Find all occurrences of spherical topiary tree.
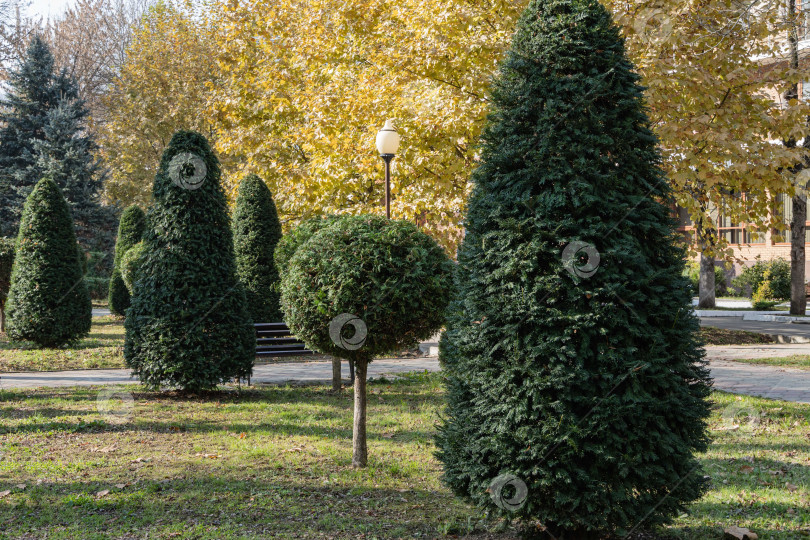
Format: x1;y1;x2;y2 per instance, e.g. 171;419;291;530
281;215;454;467
274;215;337;276
108;205;146;316
6;178;92;346
435;0;712;537
0;237;15;333
233;174;283;322
125;130;254;391
120;241;145;293
275;214;343;388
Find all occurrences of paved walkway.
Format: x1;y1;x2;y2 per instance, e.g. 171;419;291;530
701;316;810;342
1;352;808;403
0;358;441;390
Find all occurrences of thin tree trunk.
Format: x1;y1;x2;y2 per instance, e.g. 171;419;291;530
331;357;341;391
0;302;5;333
348;358;355;384
352;359;368;468
698;251;716;308
786;0;808;315
790;194;807;313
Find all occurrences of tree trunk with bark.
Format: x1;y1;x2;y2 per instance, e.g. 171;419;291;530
786;0;807;315
352;359;369;468
791;194;807;315
698;251;716;308
331;357;342;391
0;303;5;333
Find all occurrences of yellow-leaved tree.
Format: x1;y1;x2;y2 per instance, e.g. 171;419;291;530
610;0;809;307
98;1;220;207
102;0;810;282
213;0;524;250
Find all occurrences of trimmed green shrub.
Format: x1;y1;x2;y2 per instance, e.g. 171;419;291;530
108;205;146;315
733;258;790;300
233;174;283;322
6;178;91;346
280;215;453;466
120;242;145;293
274;215;338;276
0;237;14;332
683;260;728;297
435;1;712;537
124;130;254;391
752;280;780;310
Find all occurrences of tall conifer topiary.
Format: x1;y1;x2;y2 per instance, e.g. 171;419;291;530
6;178;91;346
108;205;146;316
124;131;254;391
436;1;712;537
233;174;283;322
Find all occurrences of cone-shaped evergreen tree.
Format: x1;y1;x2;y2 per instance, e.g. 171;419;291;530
6;178;91;347
124;131;254;391
233;174;283;322
108;205;146;316
435;1;712;537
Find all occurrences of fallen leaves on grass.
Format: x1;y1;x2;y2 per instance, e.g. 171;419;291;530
195;453;219;459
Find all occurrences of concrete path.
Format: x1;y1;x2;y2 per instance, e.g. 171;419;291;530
701;316;810;343
1;353;808;403
708;360;810;403
92;308;111;317
0;358;441;390
706;343;810;360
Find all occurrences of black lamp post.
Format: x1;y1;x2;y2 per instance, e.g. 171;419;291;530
375;120;400;219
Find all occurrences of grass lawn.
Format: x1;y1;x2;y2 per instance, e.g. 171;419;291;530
0;316;126;372
723;356;810;371
0;374;807;539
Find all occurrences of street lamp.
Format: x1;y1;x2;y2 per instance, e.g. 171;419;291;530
376;119;400;219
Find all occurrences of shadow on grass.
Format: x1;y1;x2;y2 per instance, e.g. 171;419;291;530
0;474;500;538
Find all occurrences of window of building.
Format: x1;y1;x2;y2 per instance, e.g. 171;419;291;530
774;193;810;243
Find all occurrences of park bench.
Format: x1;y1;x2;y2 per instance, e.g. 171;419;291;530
255;322;315;358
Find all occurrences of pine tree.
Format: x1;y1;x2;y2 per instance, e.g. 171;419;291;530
0;36;75;236
35;96;109;241
108;205;147;316
435;1;712;537
5;178;91;347
233;174;283;322
124;131;255;391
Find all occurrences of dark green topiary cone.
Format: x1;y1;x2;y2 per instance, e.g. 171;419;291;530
435;1;712;537
124;130;254;391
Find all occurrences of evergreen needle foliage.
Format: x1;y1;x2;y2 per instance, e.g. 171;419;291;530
0;237;15;332
274;215;338;276
6;178;91;347
435;1;712;537
108;205;146;316
233;174;283;322
124;131;254;391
